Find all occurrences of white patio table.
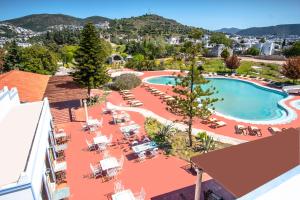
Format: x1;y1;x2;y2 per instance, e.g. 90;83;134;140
93;135;108;145
112;189;135;200
87;119;101;127
132;141;158;154
54;132;66;139
100;157;120;171
120;124;140;133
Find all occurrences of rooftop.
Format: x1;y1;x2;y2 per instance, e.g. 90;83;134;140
191;128;300;198
44;75;87;103
0;70;49;102
0;101;44;187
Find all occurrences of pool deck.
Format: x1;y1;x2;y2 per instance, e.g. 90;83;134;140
107;70;300;142
58;70;300;199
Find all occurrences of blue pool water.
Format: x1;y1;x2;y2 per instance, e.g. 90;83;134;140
146;76;288;122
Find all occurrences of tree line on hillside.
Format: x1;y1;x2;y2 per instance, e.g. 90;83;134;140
0;26;112;75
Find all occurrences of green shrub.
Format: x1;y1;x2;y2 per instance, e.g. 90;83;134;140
112;73;141;90
87;95;100;106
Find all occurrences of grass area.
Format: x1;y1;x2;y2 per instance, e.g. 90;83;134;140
151;57;293;84
144;117;231;161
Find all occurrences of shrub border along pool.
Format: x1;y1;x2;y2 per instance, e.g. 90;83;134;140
143;74;298;125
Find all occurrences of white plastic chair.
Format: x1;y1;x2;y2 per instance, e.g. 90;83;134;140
134;187;146;200
138;151;146;162
131;140;139;146
118;155;125;169
143;137;150;143
97;144;107;152
90;163;102;178
150;148;159;158
95;131;102;136
107;168;118;179
107;134;113;145
86;139;96;151
103;150;111;159
114;180;124;193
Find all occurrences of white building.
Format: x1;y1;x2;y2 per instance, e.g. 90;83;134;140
261;42;275;56
0;87;70;200
253;42;275;56
167;37;180;45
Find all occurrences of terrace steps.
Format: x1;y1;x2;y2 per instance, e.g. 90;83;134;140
51;107;76;125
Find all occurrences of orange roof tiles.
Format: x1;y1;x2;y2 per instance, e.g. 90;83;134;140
0;70;50;102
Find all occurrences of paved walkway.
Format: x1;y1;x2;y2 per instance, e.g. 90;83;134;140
106;102;246;145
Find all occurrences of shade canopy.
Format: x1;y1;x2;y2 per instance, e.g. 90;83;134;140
191;128;300;198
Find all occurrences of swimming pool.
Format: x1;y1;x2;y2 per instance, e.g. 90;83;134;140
145;76;294;123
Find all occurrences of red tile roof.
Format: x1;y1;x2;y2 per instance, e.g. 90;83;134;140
0;70;50;102
191;128;300;198
44;75;87;103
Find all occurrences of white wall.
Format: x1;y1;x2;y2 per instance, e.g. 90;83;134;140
0;98;53;200
0;87;20;122
24;98;53;200
0;188;33;200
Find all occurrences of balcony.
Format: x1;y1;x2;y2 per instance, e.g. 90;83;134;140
54;143;68;152
52;183;70;200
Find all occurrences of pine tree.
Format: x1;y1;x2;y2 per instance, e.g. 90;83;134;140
3;40;22;72
168;33;219;147
72;23;111;97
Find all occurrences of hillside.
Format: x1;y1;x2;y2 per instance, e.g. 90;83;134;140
109;14;199;36
2;14;111;32
215;27;241;34
1;13;202;37
236;24;300;36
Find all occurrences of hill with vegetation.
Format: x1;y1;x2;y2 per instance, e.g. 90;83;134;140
1;13;203;37
236;24;300;36
1;14;111;32
215;27;241;34
109;14;201;36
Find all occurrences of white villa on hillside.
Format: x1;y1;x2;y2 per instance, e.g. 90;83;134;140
167;37;180;45
254;42;275;56
0;87;70;200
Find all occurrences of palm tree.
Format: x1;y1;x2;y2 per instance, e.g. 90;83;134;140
197;132;216;153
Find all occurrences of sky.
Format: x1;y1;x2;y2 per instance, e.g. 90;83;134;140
1;0;300;30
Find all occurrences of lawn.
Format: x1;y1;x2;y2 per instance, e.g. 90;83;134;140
144;117;231;161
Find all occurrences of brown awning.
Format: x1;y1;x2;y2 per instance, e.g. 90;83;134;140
44;75;87;103
191;128;300;198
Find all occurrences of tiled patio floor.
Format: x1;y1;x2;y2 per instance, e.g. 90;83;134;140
60;104;209;200
57;70;300;199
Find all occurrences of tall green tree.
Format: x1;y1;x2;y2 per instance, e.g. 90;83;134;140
20;45;59;75
246;47;260;56
72;23;111;97
210;32;232;47
221;48;230;59
167;34;218;147
284;41;300;57
3;41;22;71
60;45;79;66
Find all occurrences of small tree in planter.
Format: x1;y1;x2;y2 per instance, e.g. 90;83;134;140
225;55;240;73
